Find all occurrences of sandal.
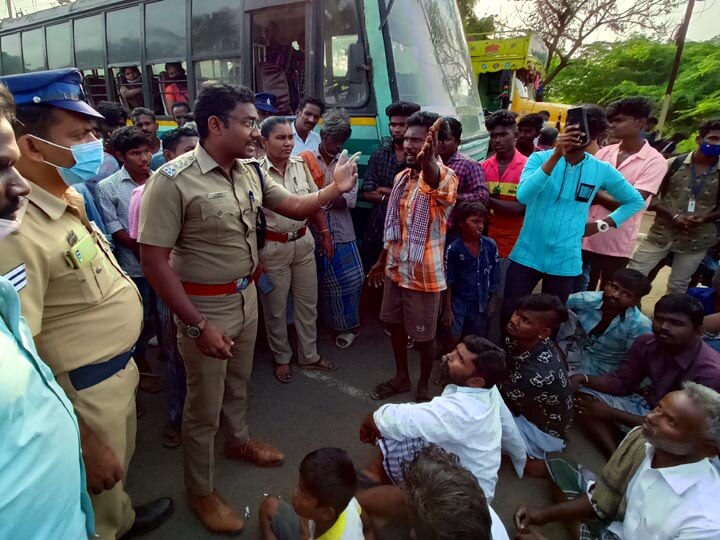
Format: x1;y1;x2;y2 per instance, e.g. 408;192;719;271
274;364;292;383
299;358;337;372
370;379;411;400
336;331;361;349
139;375;165;393
162;427;181;449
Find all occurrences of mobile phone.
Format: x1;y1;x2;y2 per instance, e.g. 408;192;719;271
566;106;591;145
65;234;98;269
257;272;275;295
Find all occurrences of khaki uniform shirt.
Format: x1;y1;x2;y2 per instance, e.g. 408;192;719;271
138;144;290;283
261;155;317;233
0;182;142;376
647;153;720;253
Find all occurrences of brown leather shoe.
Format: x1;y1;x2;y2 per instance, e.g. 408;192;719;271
224;438;285;467
187;490;244;535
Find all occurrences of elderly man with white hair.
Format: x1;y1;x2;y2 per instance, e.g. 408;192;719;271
514;381;720;540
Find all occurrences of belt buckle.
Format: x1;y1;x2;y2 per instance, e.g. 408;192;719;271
235;277;249;292
288;230;299;241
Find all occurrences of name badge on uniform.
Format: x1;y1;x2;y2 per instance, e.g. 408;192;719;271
688;197;696;213
208;191;228;199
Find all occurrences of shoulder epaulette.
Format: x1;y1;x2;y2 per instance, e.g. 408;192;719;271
159;155;196;178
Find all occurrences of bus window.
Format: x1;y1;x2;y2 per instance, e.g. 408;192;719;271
145;0;187;61
191;0;242;56
148;62;189;116
194;58;242;87
74;15;104;69
250;3;306;114
46;22;73;70
106;7;141;66
80;68;109;106
22;29;46;72
321;0;369;107
112;65;164;115
1;34;23;75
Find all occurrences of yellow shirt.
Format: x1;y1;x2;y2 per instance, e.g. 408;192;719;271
0;182;142;376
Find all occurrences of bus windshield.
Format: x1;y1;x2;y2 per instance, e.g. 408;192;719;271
384;0;484;139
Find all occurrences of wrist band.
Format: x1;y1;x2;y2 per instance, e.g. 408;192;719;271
381;194;386;203
672;213;680;222
583;374;589;385
320;228;330;233
316;189;331;210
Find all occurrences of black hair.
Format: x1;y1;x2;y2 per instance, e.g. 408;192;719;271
610;268;652;298
517;113;544;133
403;446;491;540
297;96;326;116
162;126;198;153
456;201;488;223
654;294;705;328
299;448;356;517
110;125;151;155
386;101;421;118
13;103;60;138
538;126;558;146
406;111;449;141
515;293;569;331
444;116;463;141
96;101;128;126
538;109;551;119
462;336;507;387
671;132;687;142
171;102;191;114
606;97;654;121
193;81;255;140
485;110;517;132
699;118;720;138
130;107;155;123
165;62;185;73
583;104;609;140
260;116;292;139
0;83;15;124
647;116;659;126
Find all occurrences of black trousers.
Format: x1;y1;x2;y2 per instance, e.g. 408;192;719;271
583;250;629;291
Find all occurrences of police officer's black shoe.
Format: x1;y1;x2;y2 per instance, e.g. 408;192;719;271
122;497;174;538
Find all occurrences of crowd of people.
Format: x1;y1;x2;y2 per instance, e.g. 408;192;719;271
2;66;720;540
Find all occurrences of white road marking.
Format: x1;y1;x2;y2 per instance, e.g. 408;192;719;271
297;369;376;405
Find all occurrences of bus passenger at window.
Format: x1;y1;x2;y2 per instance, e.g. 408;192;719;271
130;107;164;170
171;102;192;128
292;97;324;156
119;65;144;110
163;62;189;109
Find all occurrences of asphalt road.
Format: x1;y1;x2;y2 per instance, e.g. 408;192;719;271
128;315;608;540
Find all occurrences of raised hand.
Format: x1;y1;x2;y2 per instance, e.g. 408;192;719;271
332;149;361;193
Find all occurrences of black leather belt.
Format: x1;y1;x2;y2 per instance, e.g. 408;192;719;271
68;348;134;391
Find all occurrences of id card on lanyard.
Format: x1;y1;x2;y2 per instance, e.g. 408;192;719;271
688;164;716;213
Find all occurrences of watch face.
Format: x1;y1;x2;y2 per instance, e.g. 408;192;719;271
186;325;201;338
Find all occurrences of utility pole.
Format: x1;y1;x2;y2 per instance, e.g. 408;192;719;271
657;0;696;136
5;0;13;19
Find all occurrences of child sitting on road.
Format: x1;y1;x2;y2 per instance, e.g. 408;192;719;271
259;447;369;540
442;202;500;346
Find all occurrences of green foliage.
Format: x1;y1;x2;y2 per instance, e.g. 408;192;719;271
547;37;720;137
456;0;494;36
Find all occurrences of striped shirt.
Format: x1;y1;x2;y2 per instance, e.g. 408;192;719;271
510;151;645;276
384;165;458;292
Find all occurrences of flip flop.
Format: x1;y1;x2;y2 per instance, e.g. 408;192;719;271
299;358;337;372
274;364;292;383
336;331;360;349
370;379;411;400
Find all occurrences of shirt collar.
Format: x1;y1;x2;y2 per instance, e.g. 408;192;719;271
646;335;703;369
194;144;223;175
27;181;74;221
644;444;713;496
117;166;135;182
261;155;283;176
443;384;491;396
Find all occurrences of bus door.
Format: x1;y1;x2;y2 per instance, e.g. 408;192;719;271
246;0;310;115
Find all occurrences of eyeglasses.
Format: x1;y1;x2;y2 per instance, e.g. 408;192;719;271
223;114;260;130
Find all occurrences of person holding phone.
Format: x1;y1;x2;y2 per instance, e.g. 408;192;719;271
501;105;645;326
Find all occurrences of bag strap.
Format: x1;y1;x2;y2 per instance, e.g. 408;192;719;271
658;153;688;198
299;151;325;190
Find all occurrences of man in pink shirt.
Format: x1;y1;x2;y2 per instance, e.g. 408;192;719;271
582;97;668;290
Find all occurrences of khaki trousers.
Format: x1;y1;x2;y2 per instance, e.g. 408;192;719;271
176;285;258;495
57;360;139;539
628;237;708;294
259;234;320;365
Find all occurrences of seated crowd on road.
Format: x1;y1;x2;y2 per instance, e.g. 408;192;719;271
2;67;720;540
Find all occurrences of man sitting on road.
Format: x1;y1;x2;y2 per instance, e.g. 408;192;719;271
514;383;720;540
358;336;527;503
571;294;720;457
558;269;652;376
501;294;574;476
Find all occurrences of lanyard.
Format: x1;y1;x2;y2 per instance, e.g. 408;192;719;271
690;164;717;199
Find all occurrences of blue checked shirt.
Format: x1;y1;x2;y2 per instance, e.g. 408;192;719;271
445;236;500;313
566;291;652;375
510;151;645;276
96;166;144;277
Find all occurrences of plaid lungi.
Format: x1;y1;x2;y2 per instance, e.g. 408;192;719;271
316;240;364;331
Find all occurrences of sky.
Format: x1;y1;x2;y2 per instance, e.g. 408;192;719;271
478;0;720;43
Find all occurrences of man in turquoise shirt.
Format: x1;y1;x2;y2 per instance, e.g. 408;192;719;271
0;81;94;538
502;106;645;324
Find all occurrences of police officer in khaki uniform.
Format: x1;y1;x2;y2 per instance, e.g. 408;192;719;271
258;116;337;383
0;69;173;539
139;82;358;534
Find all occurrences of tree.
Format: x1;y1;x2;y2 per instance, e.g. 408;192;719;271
456;0;495;36
504;0;683;86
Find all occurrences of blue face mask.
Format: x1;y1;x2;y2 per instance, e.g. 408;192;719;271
32;136;105;185
700;142;720;158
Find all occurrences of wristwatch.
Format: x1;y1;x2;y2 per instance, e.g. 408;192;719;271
595;219;610;233
185;316;207;339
